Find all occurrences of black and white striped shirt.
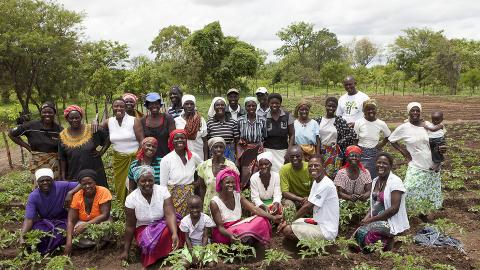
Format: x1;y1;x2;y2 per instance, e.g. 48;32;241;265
206;118;240;144
237;115;266;143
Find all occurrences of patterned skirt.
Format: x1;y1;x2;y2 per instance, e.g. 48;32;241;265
30;151;59;178
168;184;195;218
322;144;343;179
354;221;393;252
404;165;443;210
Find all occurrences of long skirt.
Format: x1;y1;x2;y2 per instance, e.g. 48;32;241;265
135;215;185;267
237;142;263;188
322;144;343;179
113;151;137;204
354;221;393;252
359;146;379;179
32;218;67;254
405;165;443;210
30;151;59;178
212;216;272;245
264;148;287;172
168;184;195;218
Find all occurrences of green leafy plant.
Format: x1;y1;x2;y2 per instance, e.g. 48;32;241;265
297;238;333;258
381;251;426;270
45;255;74;270
335;237;358;258
432;263;457;270
339;201;369;230
202;243;230;265
262;249;292;266
365;240;385;254
429;218;464;235
161;248;189;270
468;204;480;213
282;204;296;224
227;242;256;263
0;229;19;249
351;263;379;270
407;199;436;218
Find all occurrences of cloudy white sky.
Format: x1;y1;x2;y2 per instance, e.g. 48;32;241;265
59;0;480;63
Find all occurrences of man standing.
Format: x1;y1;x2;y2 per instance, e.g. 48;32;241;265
167;86;183;119
336;76;370;126
255;87;270;121
225;88;246;121
280;146;312;209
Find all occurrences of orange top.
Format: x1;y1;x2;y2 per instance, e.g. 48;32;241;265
71;186;112;221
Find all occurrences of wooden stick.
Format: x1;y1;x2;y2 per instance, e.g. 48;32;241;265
2;131;13;169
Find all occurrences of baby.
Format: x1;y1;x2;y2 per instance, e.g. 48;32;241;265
423;111;446;172
179;195;216;252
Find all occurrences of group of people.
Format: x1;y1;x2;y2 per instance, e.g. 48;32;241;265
11;75;447;268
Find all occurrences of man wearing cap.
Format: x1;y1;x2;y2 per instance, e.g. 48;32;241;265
167;86;184;119
225;88;246;121
20;168;82;254
255;87;270;121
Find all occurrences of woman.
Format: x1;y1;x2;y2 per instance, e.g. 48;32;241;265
389;102;444;212
59;105;109;187
123;93;143;118
354;99;391;179
294;100;320;161
334;146;372;202
127;137;161;192
354;152;409;251
98;98;144;203
174;94;208;160
141;92;175;158
249;152;282;215
121;165;184;267
210;168;281;247
316;97;356;179
160;130;202;217
206;97;240;162
237;97;266;187
65;169;112;255
263;93;295;172
197;137;239;212
9;102;63;178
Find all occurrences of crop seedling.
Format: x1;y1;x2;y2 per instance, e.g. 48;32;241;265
45;255;74;270
351;263;379;270
297;238;333;258
381;252;427;270
262;249;292;266
365;240;385;254
335;237;358;258
282;204;296;224
429;218;464;235
227;242;256;263
0;229;19;249
432;263;457;270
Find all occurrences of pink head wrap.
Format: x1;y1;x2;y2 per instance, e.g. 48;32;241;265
168;129;192;160
122;93;138;103
63;105;84;119
136;137;158;160
215;167;241;193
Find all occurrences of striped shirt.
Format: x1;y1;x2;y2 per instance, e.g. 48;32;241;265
206;118;240;144
128;157;162;184
237;115;266;143
167;106;183;119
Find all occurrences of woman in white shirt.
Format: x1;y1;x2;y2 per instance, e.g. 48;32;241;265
389;102;445;214
249;152;282;215
120;165;183;268
354;152;409;251
160;129;202;217
353;99;391;179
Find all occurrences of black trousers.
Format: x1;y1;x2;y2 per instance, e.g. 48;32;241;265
429;137;445;163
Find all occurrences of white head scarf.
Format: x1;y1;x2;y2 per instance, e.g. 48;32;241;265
208;137;226;150
35;168;54;181
181;94;196;106
244;96;258;107
208;97;226;118
257;152;274;163
407;102;422;113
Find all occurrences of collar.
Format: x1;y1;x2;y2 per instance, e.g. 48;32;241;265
266;108;286;118
228;105;241;113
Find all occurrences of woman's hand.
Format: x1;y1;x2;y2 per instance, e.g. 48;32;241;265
270;214;283;224
277;221;288;233
360;216;372;225
229;233;240;242
171;233;179;250
270;202;280;214
64;193;73;209
64;243;72;256
73;222;88;236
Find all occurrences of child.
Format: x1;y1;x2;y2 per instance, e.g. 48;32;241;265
423;111;446;172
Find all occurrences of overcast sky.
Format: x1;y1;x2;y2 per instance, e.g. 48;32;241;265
59;0;480;63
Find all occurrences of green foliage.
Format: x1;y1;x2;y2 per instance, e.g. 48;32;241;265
74;221;124;250
381;251;426;270
468;204;480;213
282;204;296;224
407;198;436;218
351;263;379;270
365;240;385;254
227;242;256;263
297;238;333;258
262;249;292;266
0;229;19;249
45;255;74;270
339;201;369;230
432;263;457;270
335;237;358;258
429;218;464;235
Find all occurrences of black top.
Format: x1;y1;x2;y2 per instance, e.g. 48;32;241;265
264;110;293;150
58;128;108;187
141;114;174;158
10;120;63;153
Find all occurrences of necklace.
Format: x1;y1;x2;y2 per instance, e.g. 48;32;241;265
298;118;310;127
60;124;92;149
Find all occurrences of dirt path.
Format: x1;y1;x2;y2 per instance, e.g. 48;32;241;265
0;142;24;176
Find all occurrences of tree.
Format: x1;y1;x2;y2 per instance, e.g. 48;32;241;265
320;61;350;87
149;25;190;61
352;38;378;67
460;69;480;94
306;28;344;71
428;39;461;95
274;22;314;65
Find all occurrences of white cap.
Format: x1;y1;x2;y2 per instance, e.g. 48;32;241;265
255;87;268;94
35;168;54;181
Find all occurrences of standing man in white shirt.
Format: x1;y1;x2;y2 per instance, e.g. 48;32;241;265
336;76;370;126
255;87;270;121
225;88;246;121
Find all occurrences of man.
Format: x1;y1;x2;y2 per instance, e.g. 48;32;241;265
167;86;183;119
336;76;370;126
255;87;270;120
225;88;246;121
280;146;312;209
278;156;339;241
20;168;81;254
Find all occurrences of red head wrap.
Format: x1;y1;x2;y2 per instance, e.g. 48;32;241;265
215;167;241;193
342;145;366;172
136;137;158;160
168;129;192;160
122;93;138;103
63;105;84;119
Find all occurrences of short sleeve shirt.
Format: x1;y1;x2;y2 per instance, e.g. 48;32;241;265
70;186;112;222
125;185;171;227
336;91;370;124
25;181;78;220
206;118;240;144
308;176;339;240
354;118;391;148
333;168;372;195
128;157;161;185
294;119;320;145
10;120;63;153
280;162;312;198
264;109;294;150
179;213;216;246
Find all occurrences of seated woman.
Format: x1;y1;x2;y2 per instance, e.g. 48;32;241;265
334;146;372;202
354;152;409;252
209;168;281;248
65;169;112;255
127;137;161;192
250;152;282;215
21;168;81;254
120;165;184;268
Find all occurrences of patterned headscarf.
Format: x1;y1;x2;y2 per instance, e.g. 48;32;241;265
132;165;155;183
136;137;158;160
207;137;226;150
342;145;366;172
294;99;312;118
207;97;226;118
63;105;84;119
363;99;378;110
122;93;138;103
168;129;192;160
181;94;201;140
215;167;241;193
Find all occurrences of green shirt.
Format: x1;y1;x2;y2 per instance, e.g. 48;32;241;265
280;162;312;198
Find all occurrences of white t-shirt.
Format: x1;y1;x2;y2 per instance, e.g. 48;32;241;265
354;118;391;148
318;117;337;146
424;121;445;139
388;122;433;170
179;213;216;246
160;151;202;186
125;185;171;227
174;114;208;160
250;171;282;207
308;176;339;240
336;91;370;124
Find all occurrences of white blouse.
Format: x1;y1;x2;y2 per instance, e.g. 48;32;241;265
125;185;171;227
108;114;139;153
174;114;208;160
250;171;282;207
211;192;242;223
318;117;337;146
160;151;202;186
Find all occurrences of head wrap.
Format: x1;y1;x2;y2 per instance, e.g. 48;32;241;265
77;169;98;182
122;93;138;103
35;168;54;181
207;137;226;150
342;146;366;172
132;165;155;183
144;92;164;107
294;100;312;118
63;105;84;119
181;94;196;106
257;151;273;163
215;167;241;193
168;129;192;160
363;99;378;110
244;97;258;107
136;137;158;160
407;102;422;113
41;102;56;113
208;97;226;118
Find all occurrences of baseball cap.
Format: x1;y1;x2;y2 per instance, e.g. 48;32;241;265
227;88;240;95
255;87;268;94
144;92;164;107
